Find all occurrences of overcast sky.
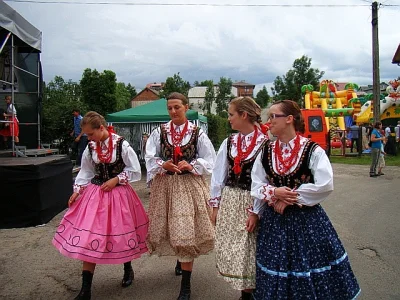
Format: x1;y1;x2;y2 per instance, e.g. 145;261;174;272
4;0;400;94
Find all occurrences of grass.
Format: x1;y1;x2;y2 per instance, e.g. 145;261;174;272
329;151;400;166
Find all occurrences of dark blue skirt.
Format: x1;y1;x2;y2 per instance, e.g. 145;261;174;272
254;204;360;300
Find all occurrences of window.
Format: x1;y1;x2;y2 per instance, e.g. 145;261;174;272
308;116;323;132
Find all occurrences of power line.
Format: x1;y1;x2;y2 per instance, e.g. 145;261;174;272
3;0;373;7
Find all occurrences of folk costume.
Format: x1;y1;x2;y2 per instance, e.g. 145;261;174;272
209;126;268;291
53;132;149;264
0;102;19;138
251;135;360;300
145;120;216;262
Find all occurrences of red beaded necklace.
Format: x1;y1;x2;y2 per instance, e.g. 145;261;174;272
96;132;113;163
170;120;189;163
274;134;301;175
233;125;259;175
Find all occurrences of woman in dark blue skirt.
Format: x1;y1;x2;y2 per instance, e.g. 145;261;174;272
251;100;360;299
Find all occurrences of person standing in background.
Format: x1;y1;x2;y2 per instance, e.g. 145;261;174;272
350;122;360;153
71;109;88;166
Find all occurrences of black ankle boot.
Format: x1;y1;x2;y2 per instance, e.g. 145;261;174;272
177;270;191;300
240;290;253;300
175;260;182;276
74;270;93;300
121;262;134;287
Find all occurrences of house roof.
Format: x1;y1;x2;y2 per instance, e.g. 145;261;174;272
145;82;164;88
232;80;255;88
131;87;159;101
392;44;400;65
188;86;238;98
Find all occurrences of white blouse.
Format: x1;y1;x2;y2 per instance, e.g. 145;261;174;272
251;135;333;215
73;133;141;194
6;104;17;115
145;120;216;180
209;129;267;208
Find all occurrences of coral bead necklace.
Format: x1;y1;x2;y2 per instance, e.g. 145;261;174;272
233;125;259;175
274;134;301;175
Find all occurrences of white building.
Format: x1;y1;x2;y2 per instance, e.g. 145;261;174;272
188;86;238;114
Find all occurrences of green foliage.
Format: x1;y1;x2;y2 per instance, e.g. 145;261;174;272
199;80;214;86
160;72;190;98
126;83;137;99
80;68;117;116
272;55;324;105
42;76;86;151
215;77;233;116
115;82;132;111
205;113;232;150
255;86;270;108
202;80;215;114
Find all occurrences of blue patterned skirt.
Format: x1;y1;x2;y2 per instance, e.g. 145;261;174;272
254;204;360;300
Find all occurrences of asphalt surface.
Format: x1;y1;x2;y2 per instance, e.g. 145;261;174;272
0;163;399;300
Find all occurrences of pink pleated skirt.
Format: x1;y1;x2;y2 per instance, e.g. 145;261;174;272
52;183;149;264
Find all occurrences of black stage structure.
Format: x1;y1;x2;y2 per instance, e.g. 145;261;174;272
0;1;43;153
0;3;71;229
0;156;72;229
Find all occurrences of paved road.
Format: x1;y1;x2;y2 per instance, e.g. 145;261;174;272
0;164;399;299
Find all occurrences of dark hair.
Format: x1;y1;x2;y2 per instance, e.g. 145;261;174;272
373;121;382;129
230;96;262;124
167;92;189;106
271;100;305;133
72;108;80;113
81;111;107;129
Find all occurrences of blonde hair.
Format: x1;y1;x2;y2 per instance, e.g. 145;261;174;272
230;96;262;124
81;111;107;129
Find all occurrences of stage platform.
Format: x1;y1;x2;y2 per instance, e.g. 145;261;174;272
0;155;72;229
0;147;60;158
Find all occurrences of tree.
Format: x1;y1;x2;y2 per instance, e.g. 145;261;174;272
215;77;233;116
255;86;270;108
115;82;132;111
201;80;215;114
42;76;86;152
271;55;324;105
126;83;137;99
80;68;117;116
160;72;190;98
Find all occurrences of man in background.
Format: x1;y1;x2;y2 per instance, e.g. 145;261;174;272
70;109;88;166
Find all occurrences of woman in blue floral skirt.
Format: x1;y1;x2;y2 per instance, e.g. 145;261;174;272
251;100;360;299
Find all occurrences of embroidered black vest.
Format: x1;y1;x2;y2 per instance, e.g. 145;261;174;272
226;135;268;191
261;140;318;189
160;124;200;175
88;137;125;185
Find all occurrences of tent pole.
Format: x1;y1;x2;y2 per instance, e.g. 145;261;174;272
0;32;11;55
11;34;15;157
37;60;40;149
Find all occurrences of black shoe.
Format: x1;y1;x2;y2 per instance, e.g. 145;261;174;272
121;262;134;287
370;174;379;177
378;172;385;176
177;270;191;300
175;260;182;276
74;271;93;300
239;291;253;300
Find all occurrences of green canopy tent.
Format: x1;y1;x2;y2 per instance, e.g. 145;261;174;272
106;98;208;160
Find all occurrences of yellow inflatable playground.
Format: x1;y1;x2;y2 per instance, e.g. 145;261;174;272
302;79;400;130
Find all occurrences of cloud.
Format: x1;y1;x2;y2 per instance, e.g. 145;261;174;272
5;0;400;89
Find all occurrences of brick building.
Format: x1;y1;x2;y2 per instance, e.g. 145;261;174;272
130;88;160;108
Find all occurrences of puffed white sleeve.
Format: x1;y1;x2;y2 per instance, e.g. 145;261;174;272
73;146;95;194
117;140;141;184
190;129;216;176
250;151;272;215
145;127;166;179
209;138;229;207
296;146;334;206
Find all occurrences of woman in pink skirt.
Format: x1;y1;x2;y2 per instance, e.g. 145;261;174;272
52;111;149;300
